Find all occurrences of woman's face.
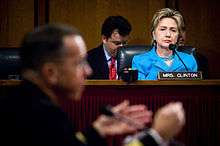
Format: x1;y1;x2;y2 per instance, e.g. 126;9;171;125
153;17;179;49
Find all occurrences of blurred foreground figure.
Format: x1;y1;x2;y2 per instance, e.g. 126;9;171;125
0;24;151;146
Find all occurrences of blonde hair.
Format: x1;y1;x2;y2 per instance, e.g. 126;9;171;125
150;8;185;44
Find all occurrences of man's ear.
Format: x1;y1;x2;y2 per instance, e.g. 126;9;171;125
102;35;107;43
41;63;59;85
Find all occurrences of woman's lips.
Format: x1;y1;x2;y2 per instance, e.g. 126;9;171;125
164;40;172;43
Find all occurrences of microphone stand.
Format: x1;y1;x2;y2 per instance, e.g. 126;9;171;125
169;44;189;71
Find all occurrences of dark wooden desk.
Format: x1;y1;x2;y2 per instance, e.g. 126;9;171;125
1;80;220;146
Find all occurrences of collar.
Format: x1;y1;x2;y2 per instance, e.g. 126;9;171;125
150;46;184;71
103;44;112;61
21;79;58;108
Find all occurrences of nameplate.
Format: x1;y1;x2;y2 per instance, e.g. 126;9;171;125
158;72;203;80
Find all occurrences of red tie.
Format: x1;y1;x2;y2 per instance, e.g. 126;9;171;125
109;57;116;80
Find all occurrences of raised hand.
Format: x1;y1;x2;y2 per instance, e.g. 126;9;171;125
152;102;185;141
93;100;152;137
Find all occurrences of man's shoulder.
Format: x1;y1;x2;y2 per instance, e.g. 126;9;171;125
88;45;104;56
87;45;106;63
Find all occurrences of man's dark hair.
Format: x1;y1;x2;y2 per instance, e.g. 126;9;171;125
101;16;132;38
20;24;81;71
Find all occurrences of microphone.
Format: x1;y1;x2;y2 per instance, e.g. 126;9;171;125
169;44;189;71
101;105;144;129
120;68;150;82
168;44;176;51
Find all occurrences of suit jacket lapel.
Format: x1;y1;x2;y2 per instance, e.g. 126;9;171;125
153;59;170;71
170;52;184;71
149;48;170;71
150;48;184;71
98;45;109;78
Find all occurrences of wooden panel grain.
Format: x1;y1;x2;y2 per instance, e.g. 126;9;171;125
34;0;49;26
0;0;9;47
178;0;220;78
49;0;165;50
0;0;34;47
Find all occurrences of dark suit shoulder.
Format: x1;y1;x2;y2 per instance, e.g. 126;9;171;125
139;134;159;146
87;45;104;59
87;45;109;79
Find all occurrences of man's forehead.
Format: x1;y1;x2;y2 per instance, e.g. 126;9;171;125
111;30;129;40
63;35;87;56
111;29;121;37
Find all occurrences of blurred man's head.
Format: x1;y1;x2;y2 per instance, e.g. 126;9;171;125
101;16;131;57
20;24;92;102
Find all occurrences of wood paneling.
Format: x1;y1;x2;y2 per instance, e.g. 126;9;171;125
179;0;220;78
49;0;165;49
34;0;49;26
0;0;34;47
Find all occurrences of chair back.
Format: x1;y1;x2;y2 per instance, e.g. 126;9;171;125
116;45;152;76
177;45;196;54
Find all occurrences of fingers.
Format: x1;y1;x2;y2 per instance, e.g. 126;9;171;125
117;101;152;124
132;110;152;124
152;101;185;141
174;102;185;126
112;100;130;113
113;102;152;129
106;122;136;135
94;100;152;137
95;100;185;140
122;104;148;114
121;105;152;125
160;102;185;126
93;115;137;137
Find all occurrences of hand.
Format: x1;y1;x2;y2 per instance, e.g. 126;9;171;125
93;100;152;137
152;102;185;141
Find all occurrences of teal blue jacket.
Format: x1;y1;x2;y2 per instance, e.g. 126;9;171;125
132;46;198;80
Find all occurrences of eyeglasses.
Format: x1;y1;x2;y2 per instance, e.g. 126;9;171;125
109;40;128;46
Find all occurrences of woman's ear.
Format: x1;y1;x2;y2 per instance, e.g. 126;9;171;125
152;31;156;40
151;31;157;46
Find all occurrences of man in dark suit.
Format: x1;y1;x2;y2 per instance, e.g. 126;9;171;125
87;16;131;79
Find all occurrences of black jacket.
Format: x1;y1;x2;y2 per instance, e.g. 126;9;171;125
0;80;106;146
87;44;109;79
0;80;165;146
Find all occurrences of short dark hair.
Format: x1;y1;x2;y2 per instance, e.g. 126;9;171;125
20;24;81;71
101;16;132;38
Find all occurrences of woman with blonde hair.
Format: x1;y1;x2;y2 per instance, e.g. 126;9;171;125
132;8;197;80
